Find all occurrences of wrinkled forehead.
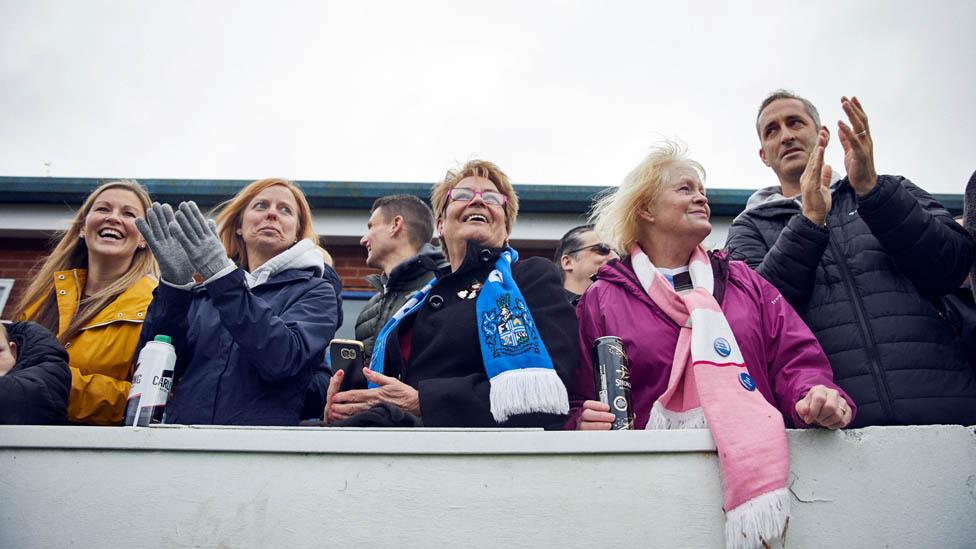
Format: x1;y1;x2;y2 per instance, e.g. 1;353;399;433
576;230;600;246
668;164;704;187
454;176;500;192
758;98;814;127
250;184;298;205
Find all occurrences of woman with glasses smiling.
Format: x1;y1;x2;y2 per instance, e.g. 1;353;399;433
323;160;578;428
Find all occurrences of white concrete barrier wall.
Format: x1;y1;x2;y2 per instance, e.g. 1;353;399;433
1;424;974;548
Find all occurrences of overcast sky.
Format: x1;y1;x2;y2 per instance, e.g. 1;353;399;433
1;0;973;194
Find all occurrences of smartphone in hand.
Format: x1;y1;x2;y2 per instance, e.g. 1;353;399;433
329;339;367;392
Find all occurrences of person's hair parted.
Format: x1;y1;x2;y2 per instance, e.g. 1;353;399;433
431;159;519;235
554;224;594;282
13;180;158;344
213;178;318;271
371;194;435;250
756;89;822;136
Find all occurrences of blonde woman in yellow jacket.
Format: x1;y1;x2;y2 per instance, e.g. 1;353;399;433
15;180;158;425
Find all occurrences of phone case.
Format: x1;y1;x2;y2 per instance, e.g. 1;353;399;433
329;339;367;392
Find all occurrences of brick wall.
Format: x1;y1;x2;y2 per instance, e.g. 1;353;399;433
329;244;380;291
329;243;553;292
0;237;52;319
0;237;556;319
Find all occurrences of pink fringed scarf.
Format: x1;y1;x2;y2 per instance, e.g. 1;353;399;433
631;245;789;549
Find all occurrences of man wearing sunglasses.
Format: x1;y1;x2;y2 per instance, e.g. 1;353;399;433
554;225;619;306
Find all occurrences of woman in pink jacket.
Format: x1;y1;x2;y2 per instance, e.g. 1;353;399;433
570;142;855;432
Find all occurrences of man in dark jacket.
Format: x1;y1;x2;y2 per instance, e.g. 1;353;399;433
355;195;447;365
726;90;976;427
0;321;71;424
554;224;619;306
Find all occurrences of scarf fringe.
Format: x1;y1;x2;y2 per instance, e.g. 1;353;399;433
724;488;790;549
646;401;708;430
489;368;569;423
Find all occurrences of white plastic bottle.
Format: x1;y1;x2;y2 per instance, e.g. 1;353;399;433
124;335;177;427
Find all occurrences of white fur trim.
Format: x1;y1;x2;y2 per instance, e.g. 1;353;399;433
646;401;708;430
724;488;790;549
245;239;324;288
489;368;569;423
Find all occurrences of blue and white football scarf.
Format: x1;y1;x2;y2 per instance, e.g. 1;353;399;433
368;247;569;422
368;277;438;387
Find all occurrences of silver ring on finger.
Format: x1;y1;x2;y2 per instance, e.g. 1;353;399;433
856;130;867;137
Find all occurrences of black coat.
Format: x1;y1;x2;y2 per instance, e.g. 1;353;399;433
942;284;976;367
378;242;579;428
726;175;976;426
0;321;71;425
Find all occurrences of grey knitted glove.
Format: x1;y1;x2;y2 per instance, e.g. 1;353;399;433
170;201;234;282
135;203;196;286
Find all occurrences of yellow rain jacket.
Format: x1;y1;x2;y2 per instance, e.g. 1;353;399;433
23;270;157;425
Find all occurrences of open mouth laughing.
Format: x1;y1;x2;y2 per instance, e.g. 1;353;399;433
97;228;124;241
463;213;489;224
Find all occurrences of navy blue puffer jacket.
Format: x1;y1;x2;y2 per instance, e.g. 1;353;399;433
140;258;338;426
726;175;976;426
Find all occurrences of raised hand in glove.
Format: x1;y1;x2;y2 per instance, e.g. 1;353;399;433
135;203;195;286
169;201;234;282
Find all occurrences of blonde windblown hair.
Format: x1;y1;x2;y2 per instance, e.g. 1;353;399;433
14;180;159;344
213;178;318;271
590;141;706;255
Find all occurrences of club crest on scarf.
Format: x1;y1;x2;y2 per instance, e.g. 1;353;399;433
481;293;539;358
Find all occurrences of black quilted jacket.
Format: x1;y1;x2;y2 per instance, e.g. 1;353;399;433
726;175;976;426
354;244;447;365
0;321;71;425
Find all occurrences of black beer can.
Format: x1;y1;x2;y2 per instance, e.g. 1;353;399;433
591;336;634;430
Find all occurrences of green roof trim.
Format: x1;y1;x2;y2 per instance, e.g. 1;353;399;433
0;176;964;216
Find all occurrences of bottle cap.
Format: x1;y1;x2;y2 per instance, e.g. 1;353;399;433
154;335;172;344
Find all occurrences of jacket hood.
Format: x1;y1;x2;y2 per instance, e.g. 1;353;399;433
735;185;801;222
737;172;847;221
246;239;324;288
385;243;448;289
